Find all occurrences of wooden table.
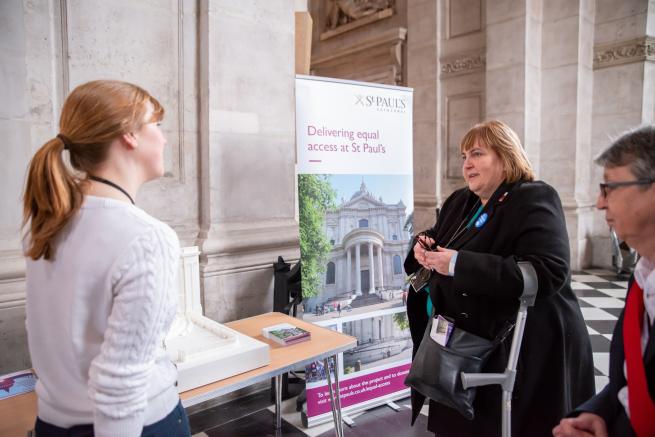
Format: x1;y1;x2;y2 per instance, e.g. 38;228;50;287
0;312;356;437
0;389;36;436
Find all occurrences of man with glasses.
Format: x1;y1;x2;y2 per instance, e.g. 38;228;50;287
554;125;655;437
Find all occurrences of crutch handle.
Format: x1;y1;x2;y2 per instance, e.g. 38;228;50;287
517;261;538;306
461;370;517;391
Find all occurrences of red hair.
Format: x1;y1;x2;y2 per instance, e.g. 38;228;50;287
23;80;164;260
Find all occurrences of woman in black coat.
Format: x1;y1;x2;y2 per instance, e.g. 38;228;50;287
405;120;595;436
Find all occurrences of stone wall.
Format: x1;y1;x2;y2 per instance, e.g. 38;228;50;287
589;0;655;266
438;0;487;214
310;0;654;270
406;0;441;231
2;0;653;375
309;0;408;85
0;0;300;374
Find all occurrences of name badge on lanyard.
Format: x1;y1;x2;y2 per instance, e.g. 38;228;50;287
430;314;455;346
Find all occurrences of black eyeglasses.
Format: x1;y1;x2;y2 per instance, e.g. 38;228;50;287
416;231;436;251
599;179;655;198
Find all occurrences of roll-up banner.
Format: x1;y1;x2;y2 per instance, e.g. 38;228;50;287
295;75;414;426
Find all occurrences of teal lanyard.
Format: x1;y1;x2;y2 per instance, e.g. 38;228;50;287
425;287;433;317
465;204;484;229
424;204;485;317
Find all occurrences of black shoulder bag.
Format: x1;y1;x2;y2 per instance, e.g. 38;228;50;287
404;312;514;420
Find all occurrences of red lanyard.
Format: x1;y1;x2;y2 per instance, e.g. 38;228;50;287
623;280;655;436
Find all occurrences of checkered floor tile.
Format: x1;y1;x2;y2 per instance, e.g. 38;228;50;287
571;270;626;393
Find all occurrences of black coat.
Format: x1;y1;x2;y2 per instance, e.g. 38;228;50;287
572;277;655;437
404;180;595;437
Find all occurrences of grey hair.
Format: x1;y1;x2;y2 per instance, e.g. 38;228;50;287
595;125;655;180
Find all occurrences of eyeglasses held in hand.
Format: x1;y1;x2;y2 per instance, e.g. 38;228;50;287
599;179;655;198
416;231;436;251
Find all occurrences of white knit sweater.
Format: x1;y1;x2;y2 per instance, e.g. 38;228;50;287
26;196;180;436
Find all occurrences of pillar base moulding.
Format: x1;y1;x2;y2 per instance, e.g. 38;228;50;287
560;198;596;212
199;220;300;276
413;194;440;232
563;204;596;271
170;223;203;247
0;252;28;309
413;193;438;210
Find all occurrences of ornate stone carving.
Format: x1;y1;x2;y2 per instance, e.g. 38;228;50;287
594;37;655;69
440;52;486;78
312;27;407;85
326;0;395;30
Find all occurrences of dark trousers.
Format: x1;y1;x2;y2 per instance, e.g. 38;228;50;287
34;400;190;437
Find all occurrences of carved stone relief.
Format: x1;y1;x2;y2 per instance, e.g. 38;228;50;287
594;37;655;69
311;28;406;85
311;0;404;85
326;0;395;30
440;51;486;78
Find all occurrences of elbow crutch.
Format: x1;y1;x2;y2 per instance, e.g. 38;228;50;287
460;261;538;437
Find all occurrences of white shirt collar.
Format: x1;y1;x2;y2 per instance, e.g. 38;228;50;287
634;256;655;326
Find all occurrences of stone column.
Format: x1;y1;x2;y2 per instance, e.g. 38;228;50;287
355;243;362;295
376;245;384;289
485;0;596;269
346;247;352;294
539;0;595;269
589;1;654;267
407;0;440;231
198;0;300;321
368;242;376;294
0;0;43;374
485;0;542;172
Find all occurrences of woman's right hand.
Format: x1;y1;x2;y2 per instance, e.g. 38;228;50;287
413;235;435;269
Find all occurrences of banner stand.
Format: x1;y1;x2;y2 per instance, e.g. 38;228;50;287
302;387;409;427
296;75;414;428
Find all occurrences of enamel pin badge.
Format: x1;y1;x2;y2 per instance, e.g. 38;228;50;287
475;212;488;228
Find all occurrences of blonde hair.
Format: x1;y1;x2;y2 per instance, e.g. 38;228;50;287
460;120;535;183
22;80;164;260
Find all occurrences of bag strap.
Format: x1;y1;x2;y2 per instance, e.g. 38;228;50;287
429;307;514;347
492;320;515;347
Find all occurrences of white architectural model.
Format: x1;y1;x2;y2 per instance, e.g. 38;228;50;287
165;247;270;392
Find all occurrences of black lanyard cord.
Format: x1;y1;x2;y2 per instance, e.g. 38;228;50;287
88;175;135;205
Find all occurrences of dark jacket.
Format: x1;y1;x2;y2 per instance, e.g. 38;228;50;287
571;277;655;437
404;180;595;437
